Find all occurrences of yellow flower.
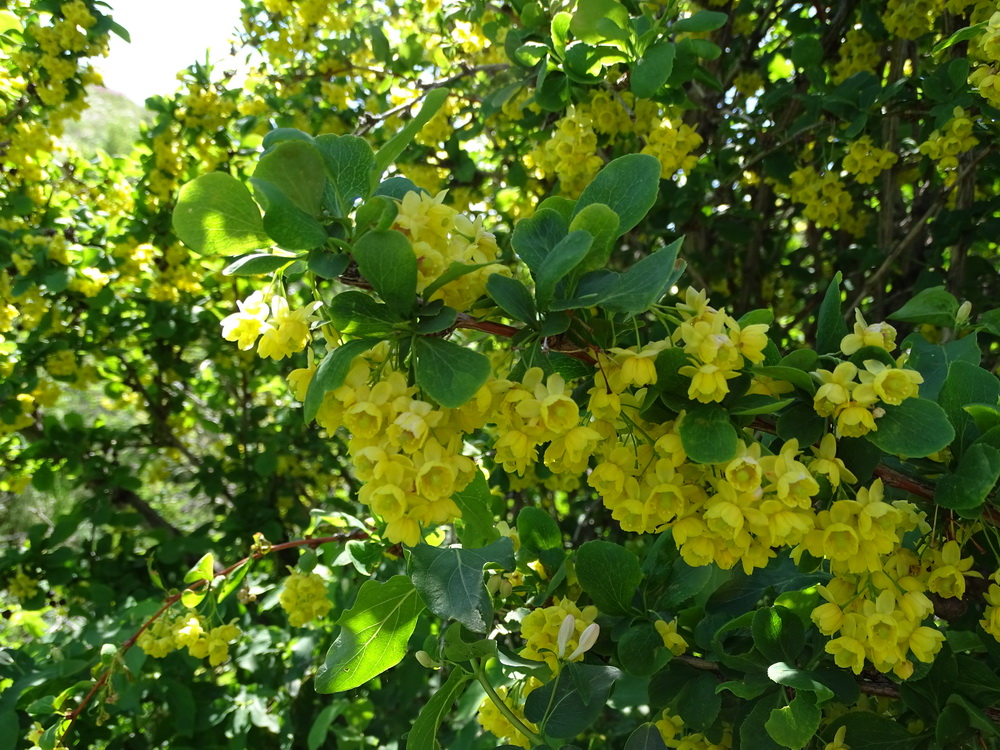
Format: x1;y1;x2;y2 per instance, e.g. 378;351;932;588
840;310;897;355
835;403;877;438
809;434;858;487
680;361;739;403
813;362;858;416
221;290;270;350
654;618;688;655
859;360;922;405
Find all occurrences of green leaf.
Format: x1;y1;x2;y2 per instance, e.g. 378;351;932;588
536;230;594;308
524;663;622;738
415;306;457;334
679;404;738;464
932;21;988;54
618;623;667;677
752;606;805;664
409;538;515;633
443;622;500;662
728;394;795;417
304;339;377;422
315;575;424;692
672;10;728;33
631;41;676;99
373;88;450;183
327;290;401;336
251;178;329;251
352;229;417;316
181;552;214;608
314;134;375;214
262;128;313;149
576;540;642;615
413;337;491;408
452;473;501;549
934;443;1000;514
903;331;981;401
865;397;955;458
965;403;1000;434
740;693;785;750
568;203;620;274
511;208;568;273
516;506;563;570
816;273;848;355
572;154;662;236
487;274;537;324
407;669;472;750
677;673;723;732
938;360;1000;455
172;172;270;256
307;702;347;750
578;238;684;315
216;558;253;605
827;712;921;750
766;662;834;704
252;140;327;217
890;286;959;327
308;250;349;279
570;0;630;45
766;691;820;749
625;723;669;750
222;253;294;276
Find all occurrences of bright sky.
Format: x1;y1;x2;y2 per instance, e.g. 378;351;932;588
93;0;247;105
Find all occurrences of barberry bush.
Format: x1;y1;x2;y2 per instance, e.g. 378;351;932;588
5;0;1000;749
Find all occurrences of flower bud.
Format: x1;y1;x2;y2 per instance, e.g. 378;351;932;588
415;650;441;669
567;623;600;660
486;574;501;596
557;614;576;658
957;300;972;325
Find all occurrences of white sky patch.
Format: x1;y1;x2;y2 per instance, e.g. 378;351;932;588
93;0;247;105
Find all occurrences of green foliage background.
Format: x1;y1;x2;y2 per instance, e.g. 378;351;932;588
4;0;1000;749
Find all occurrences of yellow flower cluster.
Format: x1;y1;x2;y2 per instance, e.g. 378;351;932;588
528;92;701;193
527;106;605;197
641;116;703;179
16;1;108;111
843;136;898;185
519;598;600;672
414;98;459;147
278;572;333;626
137;611;241;667
882;0;937;40
493;368;591;476
732;71;764;97
832;28;881;84
177;84;237;133
311;346;489;545
786;166;867;235
221;291;322;360
918;107;979;172
807;523;971;680
813;358;922;438
391;189;507;311
969;11;1000;107
476;677;541;749
981;575;1000;640
8;568;39;600
657;707;733;749
674;291;769;404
